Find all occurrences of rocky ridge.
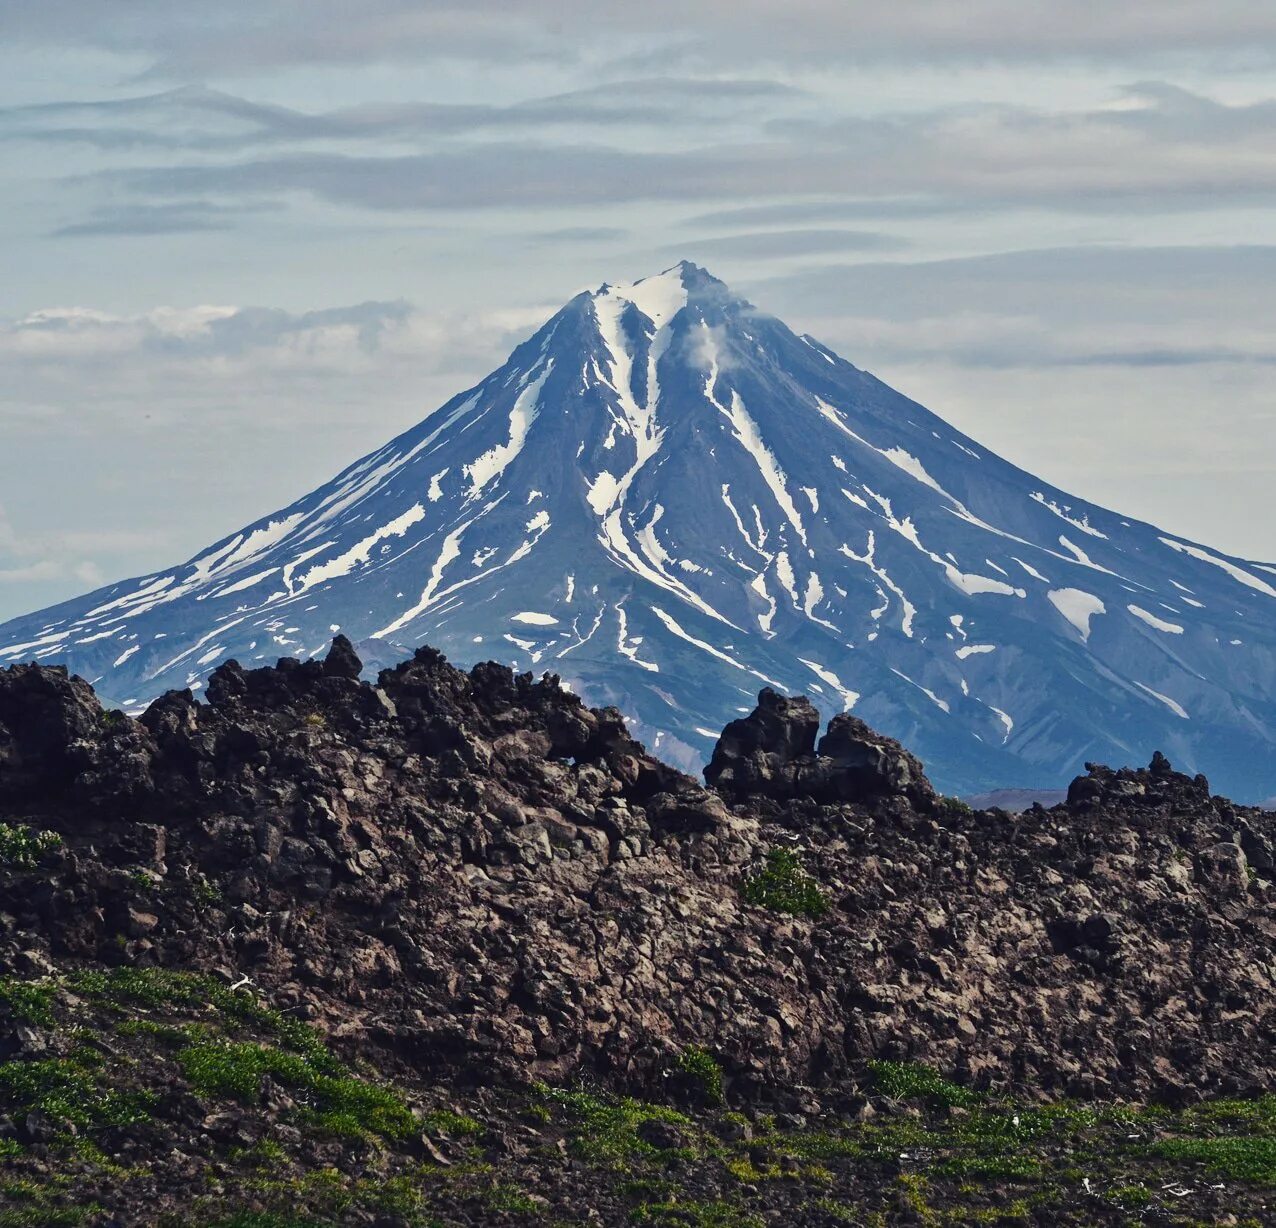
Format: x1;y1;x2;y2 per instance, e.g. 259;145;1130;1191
0;638;1273;1224
2;636;1271;1102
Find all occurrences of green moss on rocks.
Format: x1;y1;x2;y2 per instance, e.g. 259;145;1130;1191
675;1046;725;1106
0;823;61;870
741;849;829;919
867;1060;982;1108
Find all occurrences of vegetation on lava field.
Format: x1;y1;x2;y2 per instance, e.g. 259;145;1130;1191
0;970;1271;1225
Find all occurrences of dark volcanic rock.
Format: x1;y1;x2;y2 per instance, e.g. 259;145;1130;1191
708;689;935;807
321;632;363;680
0;645;1272;1115
812;712;935;805
705;687;821;798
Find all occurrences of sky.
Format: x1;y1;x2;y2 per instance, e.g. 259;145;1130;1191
3;1;1276;621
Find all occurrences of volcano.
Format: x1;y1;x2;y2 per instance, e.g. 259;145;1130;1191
4;261;1275;798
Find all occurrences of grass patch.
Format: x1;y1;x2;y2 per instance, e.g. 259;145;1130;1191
0;824;62;870
421;1108;483;1137
1108;1184;1151;1208
1182;1095;1276;1131
0;981;58;1028
935;1153;1044;1180
632;1200;762;1227
724;1153;782;1182
202;1216;329;1228
72;968;337;1072
741;849;829;919
2;969;1274;1224
0;1211;95;1227
178;1039;415;1141
542;1087;694;1167
1;970;412;1149
484;1184;540;1212
1145;1094;1276;1182
675;1046;724;1107
1152;1136;1276;1182
867;1060;981;1108
0;1051;155;1132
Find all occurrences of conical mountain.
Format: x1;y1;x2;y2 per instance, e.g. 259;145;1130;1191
5;261;1276;797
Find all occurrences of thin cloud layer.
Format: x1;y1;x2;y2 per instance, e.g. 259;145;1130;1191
2;3;1274;617
0;296;555;618
9;2;1276;71
3;78;801;155
41;83;1276;227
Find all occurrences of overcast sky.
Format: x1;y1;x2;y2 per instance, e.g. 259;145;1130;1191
4;2;1276;621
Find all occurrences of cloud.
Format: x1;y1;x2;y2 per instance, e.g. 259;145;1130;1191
0;293;558;621
530;226;629;243
2;78;802;153
0;502;150;593
741;244;1276;562
681;228;907;260
755;244;1276;332
8;2;1276;73
746;246;1276;387
4;298;415;357
50;200;278;237
0;294;560;442
68;83;1276;222
681;199;976;228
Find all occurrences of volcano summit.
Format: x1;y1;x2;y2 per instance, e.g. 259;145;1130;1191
4;262;1275;798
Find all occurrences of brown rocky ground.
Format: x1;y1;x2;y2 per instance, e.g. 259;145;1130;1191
0;638;1272;1225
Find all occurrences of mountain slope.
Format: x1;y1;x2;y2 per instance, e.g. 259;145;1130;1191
4;261;1276;798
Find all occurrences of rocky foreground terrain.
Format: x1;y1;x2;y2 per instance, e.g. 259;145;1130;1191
0;638;1272;1226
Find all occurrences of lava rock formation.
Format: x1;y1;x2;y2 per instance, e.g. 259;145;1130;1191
1;637;1271;1111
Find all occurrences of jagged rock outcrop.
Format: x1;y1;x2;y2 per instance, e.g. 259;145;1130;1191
705;688;822;799
707;688;935;808
0;642;1272;1112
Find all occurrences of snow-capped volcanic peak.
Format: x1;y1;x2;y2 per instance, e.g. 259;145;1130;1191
596;261;696;330
4;262;1276;800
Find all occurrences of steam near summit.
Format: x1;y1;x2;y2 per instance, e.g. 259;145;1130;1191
4;262;1275;799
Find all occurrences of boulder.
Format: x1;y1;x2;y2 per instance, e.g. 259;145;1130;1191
707;689;934;806
812;713;935;805
705;688;820;799
322;634;363;680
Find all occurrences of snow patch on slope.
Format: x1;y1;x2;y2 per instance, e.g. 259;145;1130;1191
1134;681;1189;720
604;264;690;330
798;657;859;709
708;387;806;546
464;362;552;498
1159;537;1276;599
1031;492;1107;538
1047;588;1106;642
294;504;426;592
1127;605;1184;634
650;606;780;687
